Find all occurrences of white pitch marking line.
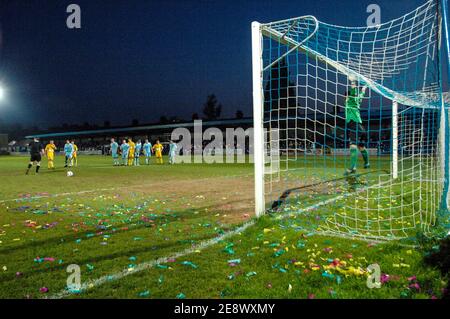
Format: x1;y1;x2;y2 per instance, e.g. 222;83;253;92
46;219;257;299
47;191;347;299
41;173;385;297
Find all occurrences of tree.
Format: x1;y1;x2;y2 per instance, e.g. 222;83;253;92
203;94;222;120
235;110;244;119
131;119;139;126
104;121;111;128
192;113;200;120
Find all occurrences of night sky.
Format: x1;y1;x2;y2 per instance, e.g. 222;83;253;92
0;0;427;128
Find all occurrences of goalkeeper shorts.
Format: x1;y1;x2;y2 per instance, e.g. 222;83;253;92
345;121;367;147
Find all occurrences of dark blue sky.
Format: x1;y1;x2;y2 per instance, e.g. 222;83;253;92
0;0;426;128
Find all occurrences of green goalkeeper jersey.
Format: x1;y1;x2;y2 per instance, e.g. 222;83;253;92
345;87;366;124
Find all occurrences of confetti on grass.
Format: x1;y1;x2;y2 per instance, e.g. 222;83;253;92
138;290;150;297
1;181;446;299
223;243;235;255
181;261;198;269
39;287;49;293
227;259;240;266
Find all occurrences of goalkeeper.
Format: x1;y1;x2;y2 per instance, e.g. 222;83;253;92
344;78;370;175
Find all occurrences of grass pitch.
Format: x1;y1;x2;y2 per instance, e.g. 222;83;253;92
0;155;446;299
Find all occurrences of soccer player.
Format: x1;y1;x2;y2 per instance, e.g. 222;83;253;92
127;138;135;166
344;79;370;175
168;140;177;165
120;139;130;166
26;137;44;175
143;139;152;165
71;140;79;167
110;138;119;166
44;140;57;170
64;140;74;168
152;140;164;164
134;140;142;166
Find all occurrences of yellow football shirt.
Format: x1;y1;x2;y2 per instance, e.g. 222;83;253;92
153;143;163;157
45;144;56;158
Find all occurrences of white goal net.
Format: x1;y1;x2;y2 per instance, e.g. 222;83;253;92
252;0;450;241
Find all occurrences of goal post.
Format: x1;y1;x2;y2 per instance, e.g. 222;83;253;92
392;101;398;180
252;21;265;217
439;0;450;212
252;0;450;240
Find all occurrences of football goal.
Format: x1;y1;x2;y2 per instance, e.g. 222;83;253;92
252;0;450;241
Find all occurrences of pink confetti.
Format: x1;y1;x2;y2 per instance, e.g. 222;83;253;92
409;283;420;291
39;287;49;293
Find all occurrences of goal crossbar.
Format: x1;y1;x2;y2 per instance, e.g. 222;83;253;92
261;24;440;109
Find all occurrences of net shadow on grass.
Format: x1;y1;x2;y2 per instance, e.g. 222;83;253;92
267;168;439;243
270;169;389;211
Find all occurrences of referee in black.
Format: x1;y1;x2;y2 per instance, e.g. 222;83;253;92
26;137;44;175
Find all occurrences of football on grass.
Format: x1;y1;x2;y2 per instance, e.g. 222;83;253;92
67;171;74;177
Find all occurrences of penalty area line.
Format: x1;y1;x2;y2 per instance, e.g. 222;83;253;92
47;192;346;299
46;219;257;299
